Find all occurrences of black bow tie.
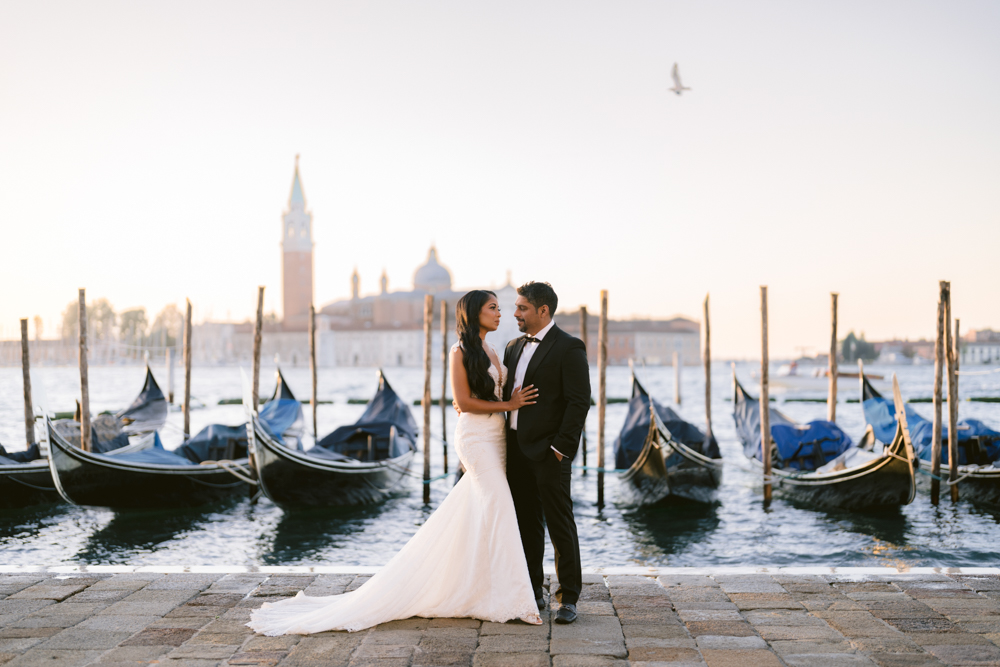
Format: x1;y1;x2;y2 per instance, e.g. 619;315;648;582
523;336;541;344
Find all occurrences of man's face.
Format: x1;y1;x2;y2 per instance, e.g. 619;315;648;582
514;295;547;334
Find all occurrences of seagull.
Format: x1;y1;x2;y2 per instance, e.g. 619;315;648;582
669;63;691;95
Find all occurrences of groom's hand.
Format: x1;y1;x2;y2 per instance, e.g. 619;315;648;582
553;450;564;462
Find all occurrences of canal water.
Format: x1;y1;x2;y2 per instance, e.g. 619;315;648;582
2;362;999;568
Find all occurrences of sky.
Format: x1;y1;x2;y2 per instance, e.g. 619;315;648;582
1;0;998;358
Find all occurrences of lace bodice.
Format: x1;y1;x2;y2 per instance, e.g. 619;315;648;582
452;340;506;401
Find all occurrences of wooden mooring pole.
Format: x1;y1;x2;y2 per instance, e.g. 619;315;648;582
78;289;91;452
252;287;265;412
183;299;192;439
166;348;175;404
828;293;838;422
440;299;449;475
597;291;608;508
20;319;33;445
946;290;959;502
309;304;318;444
579;306;589;473
760;286;771;504
422;294;434;504
931;282;946;505
703;295;712;446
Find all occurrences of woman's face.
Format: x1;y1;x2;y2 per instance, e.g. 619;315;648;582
478;296;501;333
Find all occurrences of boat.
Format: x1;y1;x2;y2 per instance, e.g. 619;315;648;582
614;370;722;505
861;372;1000;507
46;369;302;509
0;366;168;510
732;371;916;510
250;370;418;507
752;362;889;395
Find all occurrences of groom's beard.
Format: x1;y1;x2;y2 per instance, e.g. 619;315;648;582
516;319;528;333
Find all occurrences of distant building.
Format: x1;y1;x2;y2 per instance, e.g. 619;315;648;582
556;315;701;366
962;329;1000;365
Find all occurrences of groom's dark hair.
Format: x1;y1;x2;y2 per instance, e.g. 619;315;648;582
517;281;558;316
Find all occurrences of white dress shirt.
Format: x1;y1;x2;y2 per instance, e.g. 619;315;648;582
510;320;564;458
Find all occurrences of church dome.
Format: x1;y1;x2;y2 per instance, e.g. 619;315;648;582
413;246;452;293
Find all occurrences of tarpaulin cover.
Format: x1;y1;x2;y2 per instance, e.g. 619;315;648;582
115;366;168;434
614;374;720;470
0;443;42;465
175;425;249;463
102;432;194;466
258;370;304;449
733;379;853;471
313;372;418;461
861;376;1000;465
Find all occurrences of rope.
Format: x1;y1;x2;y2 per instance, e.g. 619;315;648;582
573;465;630;473
199;459;258;485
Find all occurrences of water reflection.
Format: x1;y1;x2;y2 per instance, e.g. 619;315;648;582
621;501;721;563
74;501;239;564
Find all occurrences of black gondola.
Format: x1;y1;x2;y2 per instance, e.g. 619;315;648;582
1;366;168;510
733;372;916;510
861;371;1000;508
615;370;722;505
46;369;302;509
250;370;418;507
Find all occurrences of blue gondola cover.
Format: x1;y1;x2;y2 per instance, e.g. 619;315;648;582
862;377;1000;465
614;375;720;470
314;373;418;461
733;379;852;471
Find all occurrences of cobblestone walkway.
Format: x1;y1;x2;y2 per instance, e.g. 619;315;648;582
2;572;1000;666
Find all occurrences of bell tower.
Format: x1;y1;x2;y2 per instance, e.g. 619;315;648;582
281;155;314;331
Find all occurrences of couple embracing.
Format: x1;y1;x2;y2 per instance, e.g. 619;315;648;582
249;281;592;635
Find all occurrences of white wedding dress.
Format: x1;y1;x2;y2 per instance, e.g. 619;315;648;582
248;341;540;635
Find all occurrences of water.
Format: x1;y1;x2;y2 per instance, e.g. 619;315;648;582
2;362;1000;568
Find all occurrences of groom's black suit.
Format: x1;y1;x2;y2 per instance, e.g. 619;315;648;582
504;324;591;606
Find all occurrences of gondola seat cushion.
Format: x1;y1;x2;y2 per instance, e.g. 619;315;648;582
175;425;249;463
316;422;410;461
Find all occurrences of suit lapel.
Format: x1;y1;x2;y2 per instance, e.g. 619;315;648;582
524;325;559;386
504;337;527;399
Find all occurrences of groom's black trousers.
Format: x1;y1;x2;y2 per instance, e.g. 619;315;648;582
506;429;582;606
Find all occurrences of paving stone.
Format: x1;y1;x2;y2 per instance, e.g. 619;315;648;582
625;636;697;649
372;618;430;631
69;589;133;603
729;593;802;611
167;644;241;659
478;621;548;636
148;616;214;629
755;625;844;641
95;644;173;663
696;635;766;649
277;634;360;666
121;627;199;646
99;599;187;617
189;632;251;645
0;639;42;654
76;614;160;632
243;635;301;651
476;635;548;653
412;651;473;666
1;649;104;667
228;650;289;665
883;617;960;634
0;629;61;639
820;613;902;638
0;578;45;597
678;610;743;622
866;654;945;667
744;610;828;626
426;618;481;629
345;576;371;593
922;642;1000;664
39;629;132;650
616;609;678;625
800;599;865;612
669;589;731;603
552;657;627;667
715;579;786;594
684;621;756;637
361;629;422;645
907;631;992;646
657;575;720;588
768;640;856;655
165;605;232;618
846;637;925;653
955;576;1000;592
472;652;548;667
8;585;87;603
699;648;783;667
621;624;691;640
207;575;268;594
781;655;875;666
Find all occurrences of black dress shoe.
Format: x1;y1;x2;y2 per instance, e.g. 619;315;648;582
554;603;577;624
536;597;545;610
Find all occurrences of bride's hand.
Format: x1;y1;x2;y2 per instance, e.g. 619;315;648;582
507;385;538;410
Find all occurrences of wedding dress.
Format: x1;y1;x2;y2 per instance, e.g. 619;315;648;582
248;341;541;635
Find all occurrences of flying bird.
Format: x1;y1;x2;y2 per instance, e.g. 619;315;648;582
669;63;691;95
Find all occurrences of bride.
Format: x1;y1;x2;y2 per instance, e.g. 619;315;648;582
248;289;543;635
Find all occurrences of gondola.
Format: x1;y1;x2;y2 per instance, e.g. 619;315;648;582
1;366;168;510
861;371;1000;507
614;369;722;505
47;369;302;509
250;370;418;507
733;371;916;510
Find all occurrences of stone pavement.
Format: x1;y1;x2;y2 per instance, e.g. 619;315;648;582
2;572;1000;666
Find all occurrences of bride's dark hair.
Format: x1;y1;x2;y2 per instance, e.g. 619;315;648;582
456;290;498;402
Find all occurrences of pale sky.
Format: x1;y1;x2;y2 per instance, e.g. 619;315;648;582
1;1;997;358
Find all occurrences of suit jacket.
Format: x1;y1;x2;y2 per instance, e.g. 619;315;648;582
503;324;591;462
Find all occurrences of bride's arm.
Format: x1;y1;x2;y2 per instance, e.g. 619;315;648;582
451;348;537;414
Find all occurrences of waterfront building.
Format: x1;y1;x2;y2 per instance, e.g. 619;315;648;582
963;329;1000;365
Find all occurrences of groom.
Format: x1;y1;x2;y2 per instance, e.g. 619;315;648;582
503;281;591;625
